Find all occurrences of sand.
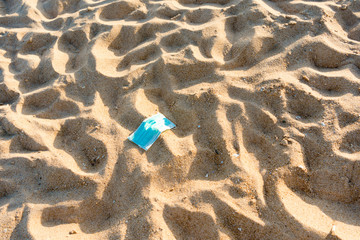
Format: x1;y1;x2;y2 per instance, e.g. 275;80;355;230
0;0;360;239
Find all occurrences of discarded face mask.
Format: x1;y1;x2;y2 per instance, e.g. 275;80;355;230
128;113;176;151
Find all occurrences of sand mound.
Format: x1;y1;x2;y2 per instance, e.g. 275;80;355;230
1;0;360;239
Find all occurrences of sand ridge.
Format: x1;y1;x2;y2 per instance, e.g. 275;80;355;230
0;0;360;239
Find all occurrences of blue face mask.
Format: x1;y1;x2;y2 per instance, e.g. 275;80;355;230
128;113;176;151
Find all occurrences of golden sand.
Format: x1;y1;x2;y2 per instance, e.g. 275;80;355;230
1;0;360;239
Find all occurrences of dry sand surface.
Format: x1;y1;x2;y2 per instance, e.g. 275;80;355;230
0;0;360;239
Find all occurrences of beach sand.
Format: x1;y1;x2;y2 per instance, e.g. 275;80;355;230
0;0;360;239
